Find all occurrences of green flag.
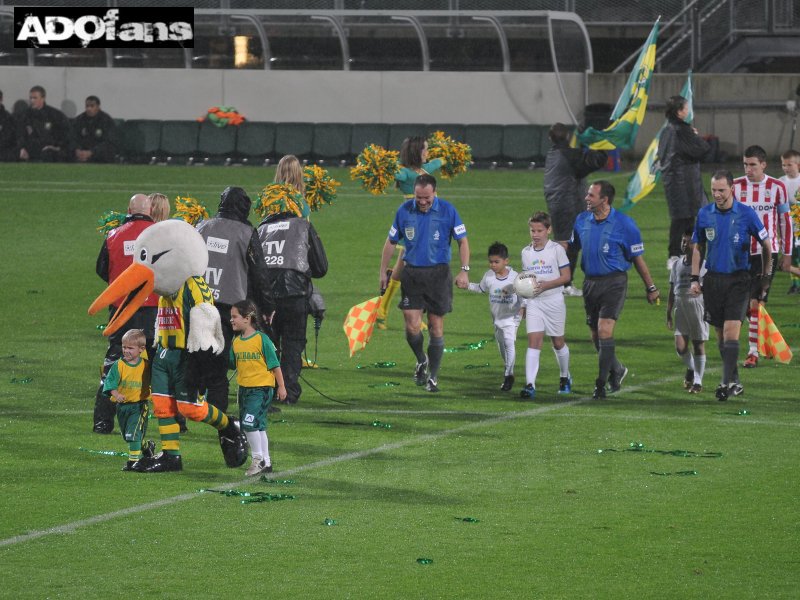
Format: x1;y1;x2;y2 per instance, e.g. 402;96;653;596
576;20;659;151
621;71;694;212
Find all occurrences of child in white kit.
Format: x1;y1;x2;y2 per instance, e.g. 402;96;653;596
463;242;522;392
780;150;800;294
519;212;572;400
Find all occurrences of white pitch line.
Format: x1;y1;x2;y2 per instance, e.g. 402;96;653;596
0;368;755;549
0;397;585;549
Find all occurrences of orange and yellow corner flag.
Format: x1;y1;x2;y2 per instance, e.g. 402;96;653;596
343;296;381;357
757;305;793;364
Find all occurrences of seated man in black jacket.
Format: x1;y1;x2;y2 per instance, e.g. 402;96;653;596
74;95;117;163
18;85;70;162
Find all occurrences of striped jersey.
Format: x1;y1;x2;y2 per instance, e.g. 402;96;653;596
230;330;280;388
733;175;791;255
156;276;215;349
103;357;150;403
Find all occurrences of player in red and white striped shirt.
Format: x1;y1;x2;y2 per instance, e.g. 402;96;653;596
733;145;792;368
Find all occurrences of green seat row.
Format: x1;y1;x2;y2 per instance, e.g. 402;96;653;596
117;120;553;165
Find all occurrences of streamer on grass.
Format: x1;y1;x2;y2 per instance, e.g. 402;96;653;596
10;377;33;384
199;489;295;503
444;339;489;353
416;558;433;565
650;471;698;476
79;447;128;457
464;363;490;370
368;382;401;388
303;164;341;211
260;477;295;484
256;183;309;219
323;518;337;526
371;420;392;429
96;210;127;235
174;196;210;226
597;442;721;458
426;130;472;180
455;517;479;522
350;144;400;195
357;361;397;369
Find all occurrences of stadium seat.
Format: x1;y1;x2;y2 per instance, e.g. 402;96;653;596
502;125;541;166
275;122;314;160
388;124;427;151
160;121;200;164
196;120;237;165
350;123;390;155
427;124;465;142
465;124;503;162
118;119;162;163
312;123;352;163
235;121;276;165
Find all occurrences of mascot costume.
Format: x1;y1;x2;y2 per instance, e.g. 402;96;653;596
89;219;248;472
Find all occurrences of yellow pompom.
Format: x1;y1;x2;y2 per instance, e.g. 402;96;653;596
255;183;309;220
173;196;210;226
350;144;400;195
426;131;472;180
304;164;341;211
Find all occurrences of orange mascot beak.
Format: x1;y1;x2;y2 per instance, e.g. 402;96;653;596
88;263;155;337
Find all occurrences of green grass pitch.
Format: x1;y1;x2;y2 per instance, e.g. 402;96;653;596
1;162;798;598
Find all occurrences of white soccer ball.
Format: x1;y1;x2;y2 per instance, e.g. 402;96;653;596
513;272;540;299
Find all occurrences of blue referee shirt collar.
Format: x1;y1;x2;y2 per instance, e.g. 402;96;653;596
593;206;617;222
413;196;441;213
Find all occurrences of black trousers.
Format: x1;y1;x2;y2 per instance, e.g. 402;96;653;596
268;297;308;404
668;217;695;258
94;306;157;426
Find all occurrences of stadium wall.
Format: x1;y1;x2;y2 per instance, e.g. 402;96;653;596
2;67;796;159
0;66;584;126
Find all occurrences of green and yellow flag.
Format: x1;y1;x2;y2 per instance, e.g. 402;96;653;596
576;19;659;151
622;71;694;212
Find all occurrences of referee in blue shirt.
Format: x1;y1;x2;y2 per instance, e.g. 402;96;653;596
569;180;660;399
690;170;771;401
379;174;470;392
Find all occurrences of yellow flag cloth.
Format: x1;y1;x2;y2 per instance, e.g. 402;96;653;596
757;305;792;364
343;297;381;357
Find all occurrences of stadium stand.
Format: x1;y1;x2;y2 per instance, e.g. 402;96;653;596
274;122;315;161
160;121;200;165
312;123;353;163
197;120;238;165
235;121;276;165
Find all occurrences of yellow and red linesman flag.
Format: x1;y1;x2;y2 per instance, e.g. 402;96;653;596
757;305;793;364
343;296;381;357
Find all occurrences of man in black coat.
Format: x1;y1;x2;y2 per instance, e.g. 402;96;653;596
257;208;328;405
0;90;17;161
657;95;710;268
17;85;70;162
543;122;608;296
74;95;117;163
196;187;274;413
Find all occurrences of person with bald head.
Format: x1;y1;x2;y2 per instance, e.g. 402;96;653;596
92;193;161;434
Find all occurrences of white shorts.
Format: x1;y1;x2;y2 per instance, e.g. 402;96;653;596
673;296;709;341
524;293;566;336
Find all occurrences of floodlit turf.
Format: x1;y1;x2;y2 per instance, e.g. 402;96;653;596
1;162;798;598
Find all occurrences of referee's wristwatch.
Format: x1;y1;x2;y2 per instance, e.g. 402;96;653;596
461;265;470;272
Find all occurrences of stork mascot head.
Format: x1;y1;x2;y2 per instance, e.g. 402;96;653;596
89;219;208;334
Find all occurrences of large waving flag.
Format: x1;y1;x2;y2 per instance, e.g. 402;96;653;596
576;19;659;151
343;296;381;357
622;71;694;212
757;305;793;364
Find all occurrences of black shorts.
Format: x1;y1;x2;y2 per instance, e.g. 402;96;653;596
748;253;777;302
399;263;453;316
702;271;750;328
548;200;584;242
582;272;628;329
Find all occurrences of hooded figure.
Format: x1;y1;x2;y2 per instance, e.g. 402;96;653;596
195;186;273;413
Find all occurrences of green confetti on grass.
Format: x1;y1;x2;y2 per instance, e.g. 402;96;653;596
464;363;490;370
357;361;397;369
79;447;128;457
323;518;337;526
371;420;392;429
444;339;489;353
368;382;400;388
598;442;721;458
650;470;698;476
10;377;33;384
455;517;479;522
260;477;295;484
416;558;433;565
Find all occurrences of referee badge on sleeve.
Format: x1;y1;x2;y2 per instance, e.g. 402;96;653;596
705;227;715;241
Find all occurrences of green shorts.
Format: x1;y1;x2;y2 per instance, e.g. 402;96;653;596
238;386;274;432
117;401;148;445
151;345;190;402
